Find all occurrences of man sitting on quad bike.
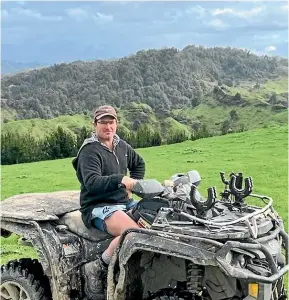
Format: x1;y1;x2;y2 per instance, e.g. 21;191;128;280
72;105;145;299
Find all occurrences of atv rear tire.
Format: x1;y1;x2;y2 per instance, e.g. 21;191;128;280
1;259;51;300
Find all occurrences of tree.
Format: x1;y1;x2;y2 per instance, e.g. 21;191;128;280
135;125;154;148
194;124;211;139
223;78;234;87
151;131;162;146
269;93;277;105
221;120;231;135
229;109;239;121
233;93;242;102
1;132;22;164
1;132;43;165
167;130;189;144
75;126;91;150
43;126;76;159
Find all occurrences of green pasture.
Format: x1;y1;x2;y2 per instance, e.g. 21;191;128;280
1;125;288;264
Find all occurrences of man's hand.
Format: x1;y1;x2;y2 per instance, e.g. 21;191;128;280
126;190;133;199
121;176;136;191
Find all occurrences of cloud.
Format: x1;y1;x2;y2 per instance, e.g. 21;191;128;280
93;12;114;23
1;1;288;62
239;7;264;18
212;7;264;19
186;5;206;18
212;8;234;16
65;8;113;23
10;7;62;21
207;18;227;29
66;8;88;21
265;45;276;52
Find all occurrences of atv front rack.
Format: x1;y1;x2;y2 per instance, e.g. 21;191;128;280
152;194;281;239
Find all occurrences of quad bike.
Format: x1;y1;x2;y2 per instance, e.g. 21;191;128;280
0;170;288;300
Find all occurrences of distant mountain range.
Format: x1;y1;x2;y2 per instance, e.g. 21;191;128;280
1;60;46;75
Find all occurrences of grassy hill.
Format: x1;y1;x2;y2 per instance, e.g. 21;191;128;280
1;125;288;263
1;77;288;140
1;114;92;139
1;105;287;140
226;77;288;102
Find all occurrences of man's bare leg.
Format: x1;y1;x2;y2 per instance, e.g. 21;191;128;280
102;210;139;261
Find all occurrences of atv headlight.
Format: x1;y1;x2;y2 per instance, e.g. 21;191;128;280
248;283;258;298
234;254;246;268
239;256;246;268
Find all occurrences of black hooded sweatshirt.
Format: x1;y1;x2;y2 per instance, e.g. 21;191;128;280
72;135;145;228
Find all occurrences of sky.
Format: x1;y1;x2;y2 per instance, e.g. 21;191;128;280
1;1;288;64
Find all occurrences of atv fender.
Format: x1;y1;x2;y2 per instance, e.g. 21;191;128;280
107;231;217;300
118;232;216;265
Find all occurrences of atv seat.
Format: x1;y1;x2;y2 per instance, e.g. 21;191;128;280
57;210;112;242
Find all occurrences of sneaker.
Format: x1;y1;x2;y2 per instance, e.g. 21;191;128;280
82;258;108;300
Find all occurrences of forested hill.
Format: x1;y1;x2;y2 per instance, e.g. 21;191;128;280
1;45;288;121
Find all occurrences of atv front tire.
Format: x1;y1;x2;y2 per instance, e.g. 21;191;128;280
147;288;192;300
1;259;50;300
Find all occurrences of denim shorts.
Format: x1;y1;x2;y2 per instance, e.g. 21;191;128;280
91;200;137;232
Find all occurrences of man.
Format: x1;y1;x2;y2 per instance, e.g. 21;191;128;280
72;105;145;300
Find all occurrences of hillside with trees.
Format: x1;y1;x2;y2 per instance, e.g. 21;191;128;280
1;45;288;120
1;45;288;165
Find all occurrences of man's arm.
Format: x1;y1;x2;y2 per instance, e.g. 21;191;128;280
77;144;124;194
126;144;145;179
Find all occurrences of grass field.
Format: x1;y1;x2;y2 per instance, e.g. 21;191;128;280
1;125;288;264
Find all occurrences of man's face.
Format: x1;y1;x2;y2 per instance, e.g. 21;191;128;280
94;116;118;141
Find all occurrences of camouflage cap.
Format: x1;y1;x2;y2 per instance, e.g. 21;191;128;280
93;105;118;121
